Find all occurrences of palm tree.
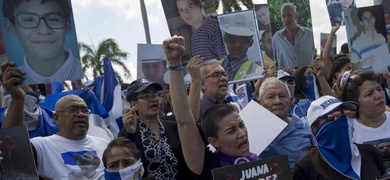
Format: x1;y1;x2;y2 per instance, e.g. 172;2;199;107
214;0;253;13
79;38;131;84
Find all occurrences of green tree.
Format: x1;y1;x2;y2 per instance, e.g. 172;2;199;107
214;0;253;13
79;38;131;85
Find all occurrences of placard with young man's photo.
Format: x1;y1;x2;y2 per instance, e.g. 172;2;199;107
161;0;227;61
344;5;390;73
217;10;264;84
137;44;171;92
0;0;83;85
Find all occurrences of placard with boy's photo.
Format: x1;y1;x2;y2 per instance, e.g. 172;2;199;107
137;44;170;91
0;0;83;85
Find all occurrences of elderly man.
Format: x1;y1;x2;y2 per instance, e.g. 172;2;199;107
257;77;315;169
1;62;108;179
272;2;315;69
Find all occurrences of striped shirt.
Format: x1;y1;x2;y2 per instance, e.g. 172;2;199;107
191;16;227;61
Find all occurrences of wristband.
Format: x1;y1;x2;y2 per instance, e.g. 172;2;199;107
168;64;184;71
330;32;336;36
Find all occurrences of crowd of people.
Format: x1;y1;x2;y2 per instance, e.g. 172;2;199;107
1;0;390;180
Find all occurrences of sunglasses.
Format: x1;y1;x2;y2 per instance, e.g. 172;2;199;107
282;79;295;86
225;34;253;46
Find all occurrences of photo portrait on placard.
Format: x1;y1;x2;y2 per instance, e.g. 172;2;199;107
0;126;38;179
268;0;315;69
374;0;390;51
345;5;390;73
137;44;170;91
363;137;390;176
217;10;264;84
320;33;337;57
326;0;356;26
259;29;275;67
161;0;227;61
0;0;83;85
254;4;271;32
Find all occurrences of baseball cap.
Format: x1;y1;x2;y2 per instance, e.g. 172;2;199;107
138;44;166;64
307;95;358;126
126;78;162;100
277;70;295;80
220;13;255;36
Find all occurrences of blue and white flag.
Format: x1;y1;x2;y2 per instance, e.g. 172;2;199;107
39;89;114;141
101;57;123;137
302;74;320;101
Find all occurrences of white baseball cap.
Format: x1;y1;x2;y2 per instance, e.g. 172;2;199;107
307;95;358;126
138;44;166;63
220;13;255;36
277;70;295;80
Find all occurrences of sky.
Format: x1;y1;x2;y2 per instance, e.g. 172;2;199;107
71;0;373;83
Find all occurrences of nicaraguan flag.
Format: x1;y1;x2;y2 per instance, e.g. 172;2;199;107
39;89;114;141
101;57;123;137
302;74;319;101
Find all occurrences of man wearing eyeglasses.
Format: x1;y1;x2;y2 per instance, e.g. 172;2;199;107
220;13;263;82
1;0;82;84
0;62;108;179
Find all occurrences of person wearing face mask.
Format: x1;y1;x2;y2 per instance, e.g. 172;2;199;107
103;137;144;180
293;95;387;179
294;59;334;102
0;84;58;138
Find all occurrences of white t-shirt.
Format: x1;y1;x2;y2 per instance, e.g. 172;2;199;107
31;134;108;179
351;111;390;144
18;48;83;84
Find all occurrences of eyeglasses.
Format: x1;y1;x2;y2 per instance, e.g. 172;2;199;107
137;93;161;101
282;79;295;86
13;13;67;29
57;106;90;114
326;109;354;121
205;71;228;79
225;34;253;46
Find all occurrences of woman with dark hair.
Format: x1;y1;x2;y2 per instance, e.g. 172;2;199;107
294;62;333;101
328;56;352;88
118;78;193;179
294;95;387;179
103;138;144;180
164;36;258;180
340;70;390;145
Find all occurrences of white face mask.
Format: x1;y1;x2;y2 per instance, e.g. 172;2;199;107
104;159;144;180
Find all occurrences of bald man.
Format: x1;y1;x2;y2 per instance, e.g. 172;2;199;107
1;62;108;179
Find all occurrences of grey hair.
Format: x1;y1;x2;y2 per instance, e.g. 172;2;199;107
259;77;291;100
280;2;297;15
200;59;221;80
